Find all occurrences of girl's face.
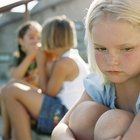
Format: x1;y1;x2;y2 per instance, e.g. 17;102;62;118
92;18;140;83
19;26;41;52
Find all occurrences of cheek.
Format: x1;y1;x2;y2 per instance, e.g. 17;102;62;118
22;38;30;46
122;52;138;63
95;53;105;65
122;53;140;68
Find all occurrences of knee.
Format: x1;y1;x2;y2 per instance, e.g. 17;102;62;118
1;85;10;100
94;109;134;140
69;101;93;127
1;83;17;101
69;101;108;139
1;79;16;96
69;101;96;139
69;101;108;129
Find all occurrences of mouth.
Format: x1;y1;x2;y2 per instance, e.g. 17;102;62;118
107;71;121;75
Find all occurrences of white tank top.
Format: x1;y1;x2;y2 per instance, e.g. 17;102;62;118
57;49;90;109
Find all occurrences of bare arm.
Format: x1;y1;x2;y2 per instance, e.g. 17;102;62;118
37;53;78;96
44;58;68;96
36;49;48;92
51;91;92;140
10;47;37;79
122;112;140;140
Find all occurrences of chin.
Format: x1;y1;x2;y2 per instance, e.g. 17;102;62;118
108;77;127;84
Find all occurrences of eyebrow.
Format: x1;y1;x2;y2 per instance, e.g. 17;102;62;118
94;43;137;48
94;43;104;47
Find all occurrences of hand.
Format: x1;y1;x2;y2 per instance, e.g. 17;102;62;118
27;45;38;55
36;48;47;62
109;136;122;140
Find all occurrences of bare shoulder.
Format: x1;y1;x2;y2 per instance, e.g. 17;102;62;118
55;57;77;71
54;57;79;80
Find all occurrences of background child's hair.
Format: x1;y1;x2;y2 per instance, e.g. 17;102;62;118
41;15;77;50
85;0;140;82
16;21;42;65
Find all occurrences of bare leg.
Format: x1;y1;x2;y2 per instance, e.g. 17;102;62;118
94;109;134;140
1;97;11;140
6;97;32;140
0;84;9;115
2;82;45;140
10;128;18;140
0;79;40;140
69;101;109;140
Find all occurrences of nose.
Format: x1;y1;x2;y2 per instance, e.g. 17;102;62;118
34;38;40;44
105;53;119;66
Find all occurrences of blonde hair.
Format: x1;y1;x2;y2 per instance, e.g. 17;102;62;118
41;15;77;50
85;0;140;81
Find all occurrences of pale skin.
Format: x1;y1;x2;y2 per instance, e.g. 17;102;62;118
1;46;79;140
52;18;140;140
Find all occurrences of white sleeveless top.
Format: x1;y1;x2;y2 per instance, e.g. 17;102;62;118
57;49;90;109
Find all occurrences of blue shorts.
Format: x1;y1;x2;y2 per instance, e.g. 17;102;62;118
36;95;68;135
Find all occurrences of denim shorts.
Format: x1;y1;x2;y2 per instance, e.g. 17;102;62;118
36;95;68;135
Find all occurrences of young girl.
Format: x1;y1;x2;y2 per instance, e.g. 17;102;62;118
0;21;42;106
0;15;89;140
52;0;140;140
10;21;42;87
